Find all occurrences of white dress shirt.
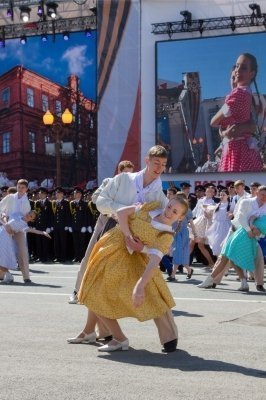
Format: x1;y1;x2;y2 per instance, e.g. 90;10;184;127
232;197;266;232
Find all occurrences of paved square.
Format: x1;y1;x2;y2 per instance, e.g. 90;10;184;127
1;262;265;400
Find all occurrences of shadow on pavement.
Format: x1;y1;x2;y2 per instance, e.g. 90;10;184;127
211;288;266;296
29;269;49;274
98;349;266;377
172;310;203;318
0;282;62;288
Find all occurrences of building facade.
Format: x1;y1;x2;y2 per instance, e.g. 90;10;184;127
0;66;96;186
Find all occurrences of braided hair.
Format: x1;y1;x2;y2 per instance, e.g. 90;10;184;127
214;189;230;213
241;53;263;117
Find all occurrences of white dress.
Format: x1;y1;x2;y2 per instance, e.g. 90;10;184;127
190;197;215;242
0;218;28;269
205;203;232;256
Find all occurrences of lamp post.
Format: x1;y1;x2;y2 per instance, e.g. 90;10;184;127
192;137;204;167
43;108;73;186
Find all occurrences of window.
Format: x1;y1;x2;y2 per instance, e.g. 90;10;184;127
44;135;51;143
28;131;36;153
72;103;77;122
27;88;34;108
2;132;10;153
55;100;62;117
2;88;10;107
42;94;49;112
89;115;94;129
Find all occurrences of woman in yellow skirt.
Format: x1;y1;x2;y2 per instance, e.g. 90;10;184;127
68;197;188;352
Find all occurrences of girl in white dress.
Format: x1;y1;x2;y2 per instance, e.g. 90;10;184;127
205;190;234;256
189;186;216;267
0;211;51;283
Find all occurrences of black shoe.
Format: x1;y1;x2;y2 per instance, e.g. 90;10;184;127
162;338;177;353
256;285;265;292
177;265;184;274
212;283;217;288
186;268;194;280
166;276;176;282
24;279;32;285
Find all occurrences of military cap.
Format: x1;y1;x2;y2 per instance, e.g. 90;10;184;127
180;182;191;188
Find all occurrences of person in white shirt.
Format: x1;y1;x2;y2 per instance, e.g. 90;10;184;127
198;186;266;292
69;146;179;353
230;179;251;214
190;186;216;268
0;179;31;283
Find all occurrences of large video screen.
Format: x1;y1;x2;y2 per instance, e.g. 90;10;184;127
156;32;266;174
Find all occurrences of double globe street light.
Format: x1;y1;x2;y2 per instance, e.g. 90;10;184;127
43;108;73;186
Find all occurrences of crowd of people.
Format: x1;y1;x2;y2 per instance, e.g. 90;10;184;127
161;180;266;294
0;144;265;355
0;180;101;283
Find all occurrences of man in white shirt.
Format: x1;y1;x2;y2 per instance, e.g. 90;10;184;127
95;146;179;352
70;146;178;352
0;179;31;283
198;186;266;292
230;180;251;214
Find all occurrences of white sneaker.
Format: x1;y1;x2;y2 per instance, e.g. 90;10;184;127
68;292;78;304
237;280;249;292
3;272;14;284
197;275;214;288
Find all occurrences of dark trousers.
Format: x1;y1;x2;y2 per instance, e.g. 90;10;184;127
36;234;50;262
72;231;87;262
27;232;37;260
53;229;68;262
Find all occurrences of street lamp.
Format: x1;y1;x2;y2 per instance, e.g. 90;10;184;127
43;108;73;186
192;137;205;167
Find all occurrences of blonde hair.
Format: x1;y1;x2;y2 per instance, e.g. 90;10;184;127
234;180;245;188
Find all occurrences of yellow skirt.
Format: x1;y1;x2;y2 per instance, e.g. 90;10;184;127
78;228;175;322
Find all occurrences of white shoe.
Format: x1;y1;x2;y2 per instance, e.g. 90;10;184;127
237;280;249;292
67;331;97;344
3;272;14;284
98;338;129;352
68;292;78;304
202;266;213;272
197;275;214;288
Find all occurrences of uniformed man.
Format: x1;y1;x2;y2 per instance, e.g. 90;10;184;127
69;187;88;262
180;182;197;210
52;187;71;263
0;186;9;200
34;187;53;262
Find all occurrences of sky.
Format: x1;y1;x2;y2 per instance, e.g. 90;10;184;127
0;30;97;100
157;31;266;100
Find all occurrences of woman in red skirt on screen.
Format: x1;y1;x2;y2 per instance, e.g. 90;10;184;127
211;53;263;172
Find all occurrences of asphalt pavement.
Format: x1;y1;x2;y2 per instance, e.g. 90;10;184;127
0;262;266;400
